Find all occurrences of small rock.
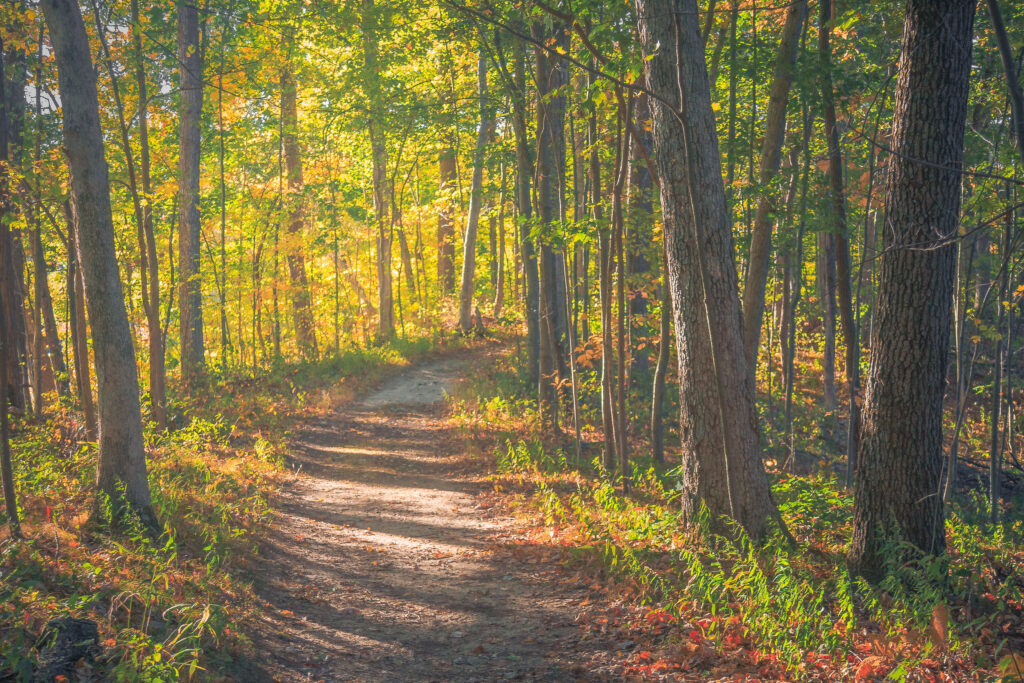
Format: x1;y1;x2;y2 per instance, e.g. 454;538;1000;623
452;631;464;638
617;640;635;650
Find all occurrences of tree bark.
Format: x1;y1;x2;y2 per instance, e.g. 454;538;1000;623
363;0;394;340
437;147;457;294
849;0;974;579
280;61;318;358
132;0;165;429
177;0;204;384
636;0;778;540
459;50;492;333
65;200;96;441
43;0;156;527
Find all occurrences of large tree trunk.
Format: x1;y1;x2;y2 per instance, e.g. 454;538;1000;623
281;62;318;358
740;0;807;370
636;0;778;540
177;0;204;384
849;0;974;580
43;0;156;527
458;50;492;333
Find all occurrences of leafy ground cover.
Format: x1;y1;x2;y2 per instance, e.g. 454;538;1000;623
450;343;1024;682
0;335;460;681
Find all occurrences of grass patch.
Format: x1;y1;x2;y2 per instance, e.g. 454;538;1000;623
0;334;459;681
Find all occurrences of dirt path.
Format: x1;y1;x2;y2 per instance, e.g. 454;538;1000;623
247;353;619;682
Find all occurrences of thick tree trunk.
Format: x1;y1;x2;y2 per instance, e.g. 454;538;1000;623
43;0;156;527
177;0;204;384
849;0;974;579
459;51;492;333
637;0;777;540
740;0;807;369
281;63;318;358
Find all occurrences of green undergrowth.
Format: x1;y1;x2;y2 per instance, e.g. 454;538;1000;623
0;334;457;681
451;348;1024;680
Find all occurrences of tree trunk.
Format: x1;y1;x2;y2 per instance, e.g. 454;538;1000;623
740;0;807;369
849;0;974;579
131;0;165;429
494;164;507;316
0;49;20;535
459;50;492;333
628;93;654;381
177;0;204;384
281;62;318;358
651;247;671;466
636;0;778;540
437;147;457;294
64;200;96;440
363;0;394;340
43;0;156;527
0;42;27;415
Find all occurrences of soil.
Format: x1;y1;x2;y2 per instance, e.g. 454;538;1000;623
245;351;622;682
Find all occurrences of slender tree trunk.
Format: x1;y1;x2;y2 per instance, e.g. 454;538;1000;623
43;0;156;527
494;164;507;316
281;61;318;358
177;0;204;384
818;0;859;476
740;0;807;369
637;0;779;540
363;0;394;340
651;246;671;466
0;43;27;415
849;0;974;579
64;201;96;440
131;0;165;429
590;72;617;472
628;93;654;381
437;147;457;294
986;0;1024;166
459;50;492;333
0;58;20;535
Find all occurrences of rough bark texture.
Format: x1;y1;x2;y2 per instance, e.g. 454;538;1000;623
42;0;155;526
281;64;318;358
849;0;974;579
636;0;776;540
740;0;807;370
177;0;204;384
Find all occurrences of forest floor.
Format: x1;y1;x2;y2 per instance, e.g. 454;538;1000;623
242;348;625;682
